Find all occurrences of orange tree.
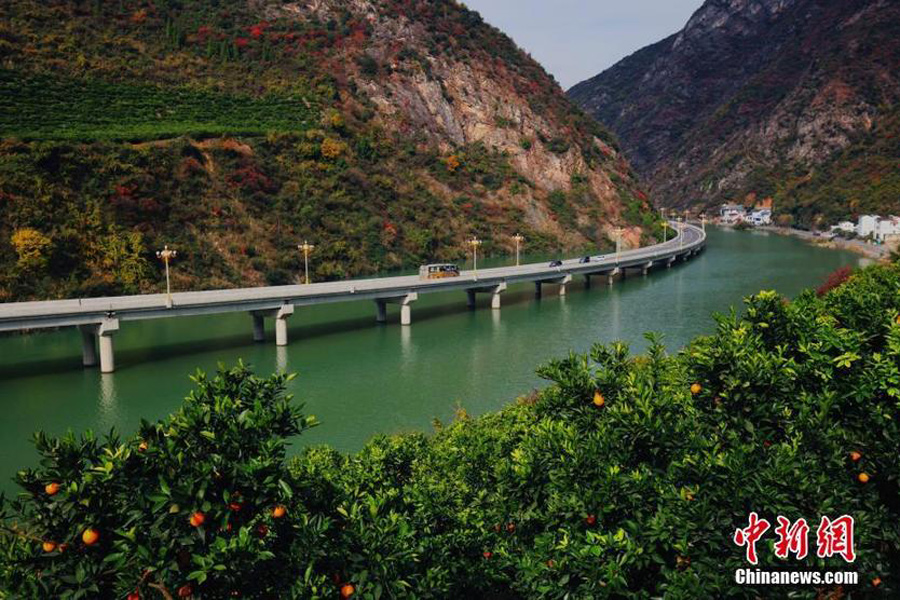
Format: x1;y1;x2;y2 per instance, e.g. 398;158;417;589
0;364;324;598
286;262;900;598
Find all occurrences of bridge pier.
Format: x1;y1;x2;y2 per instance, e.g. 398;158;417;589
642;261;652;276
466;283;506;310
275;305;294;346
534;281;542;298
80;325;98;367
376;293;418;326
607;268;619;286
667;256;675;269
584;274;591;288
97;317;119;374
250;304;294;346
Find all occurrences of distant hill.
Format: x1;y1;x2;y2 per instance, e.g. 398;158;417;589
569;0;900;228
0;0;657;301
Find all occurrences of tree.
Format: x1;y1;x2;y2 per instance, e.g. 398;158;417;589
11;227;52;273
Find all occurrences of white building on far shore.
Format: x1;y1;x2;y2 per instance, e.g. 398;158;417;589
875;216;900;242
747;208;772;226
831;221;856;235
857;215;879;238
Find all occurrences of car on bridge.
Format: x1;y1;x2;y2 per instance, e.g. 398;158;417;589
419;264;461;280
549;260;563;268
579;256;591;264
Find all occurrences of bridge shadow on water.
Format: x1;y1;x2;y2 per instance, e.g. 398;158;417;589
0;263;687;380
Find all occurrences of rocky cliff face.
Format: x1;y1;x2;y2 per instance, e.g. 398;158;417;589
0;0;654;301
569;0;900;225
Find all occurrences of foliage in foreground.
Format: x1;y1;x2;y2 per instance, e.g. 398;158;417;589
3;262;900;598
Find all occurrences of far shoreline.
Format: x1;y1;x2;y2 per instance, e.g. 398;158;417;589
736;224;890;260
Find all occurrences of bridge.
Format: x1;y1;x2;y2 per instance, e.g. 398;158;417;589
0;222;705;372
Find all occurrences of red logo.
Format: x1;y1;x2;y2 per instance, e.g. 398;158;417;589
774;516;810;560
733;512;771;565
735;514;855;564
816;515;856;563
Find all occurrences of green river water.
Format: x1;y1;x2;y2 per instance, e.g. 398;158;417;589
0;228;868;494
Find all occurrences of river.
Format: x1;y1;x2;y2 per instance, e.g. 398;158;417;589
0;228;868;494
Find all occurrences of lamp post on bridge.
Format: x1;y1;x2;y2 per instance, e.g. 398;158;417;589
156;245;177;308
468;237;482;280
613;228;623;263
298;240;315;284
659;208;668;242
512;233;524;266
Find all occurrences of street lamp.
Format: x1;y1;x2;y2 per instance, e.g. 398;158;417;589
468;237;483;278
613;228;624;263
298;240;315;284
512;233;524;266
156;245;177;308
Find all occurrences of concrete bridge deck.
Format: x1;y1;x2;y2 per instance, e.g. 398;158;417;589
0;222;705;372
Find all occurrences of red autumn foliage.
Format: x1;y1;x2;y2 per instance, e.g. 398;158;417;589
816;266;853;296
130;9;148;25
235;37;249;49
249;23;268;39
227;166;274;193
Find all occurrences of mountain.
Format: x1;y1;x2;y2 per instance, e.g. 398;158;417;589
0;0;657;302
569;0;900;227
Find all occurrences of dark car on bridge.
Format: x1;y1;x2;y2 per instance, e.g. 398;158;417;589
549;260;563;268
579;256;591;264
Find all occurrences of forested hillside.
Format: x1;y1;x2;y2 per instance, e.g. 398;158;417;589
569;0;900;227
0;0;657;302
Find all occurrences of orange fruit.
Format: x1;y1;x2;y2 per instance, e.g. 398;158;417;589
57;543;68;553
272;505;286;519
850;450;862;462
177;584;192;598
593;390;605;407
127;592;141;600
189;512;205;528
858;472;870;484
585;514;597;526
45;482;60;496
547;559;556;567
872;577;882;587
82;528;99;546
340;584;355;599
138;441;148;452
42;541;56;553
690;383;702;395
229;502;242;511
483;551;493;559
506;522;515;533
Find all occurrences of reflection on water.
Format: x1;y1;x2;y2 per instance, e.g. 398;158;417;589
0;228;867;494
98;373;118;432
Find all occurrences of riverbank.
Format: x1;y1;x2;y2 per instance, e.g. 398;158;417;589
759;225;890;259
